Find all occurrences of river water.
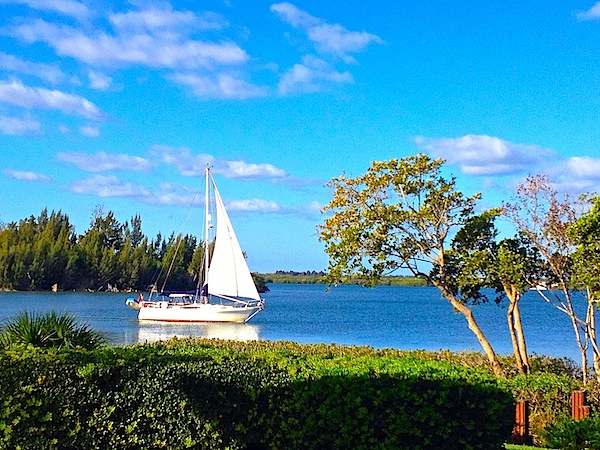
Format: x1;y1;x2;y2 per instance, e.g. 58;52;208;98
0;283;584;362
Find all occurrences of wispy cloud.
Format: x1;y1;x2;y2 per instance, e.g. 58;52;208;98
66;174;152;198
270;3;382;94
78;124;100;137
4;168;51;182
168;73;268;100
7;16;248;70
109;6;227;33
0;79;109;120
548;156;600;195
0;114;41;135
227;198;281;213
278;55;353;94
4;3;269;100
64;174;288;212
413;134;555;176
566;156;600;179
576;2;600;21
66;176;204;208
0;0;90;20
0;52;67;84
88;70;112;90
56;151;152;172
153;145;288;180
271;2;383;63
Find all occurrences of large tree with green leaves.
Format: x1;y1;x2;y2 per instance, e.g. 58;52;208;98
319;154;505;377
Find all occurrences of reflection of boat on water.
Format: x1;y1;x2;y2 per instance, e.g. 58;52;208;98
125;166;264;323
136;321;260;343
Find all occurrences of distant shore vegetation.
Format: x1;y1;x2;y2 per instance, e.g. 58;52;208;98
260;270;429;286
0;207;271;293
0;208;426;293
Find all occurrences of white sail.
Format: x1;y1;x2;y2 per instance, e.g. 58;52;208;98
126;166;263;323
207;179;261;301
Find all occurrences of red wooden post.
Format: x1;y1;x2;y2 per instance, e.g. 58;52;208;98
513;400;531;444
572;391;590;420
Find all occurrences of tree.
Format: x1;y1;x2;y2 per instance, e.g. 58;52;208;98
319;154;505;377
504;175;594;382
568;195;600;378
493;234;544;374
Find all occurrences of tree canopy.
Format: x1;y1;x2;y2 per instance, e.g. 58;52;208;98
0;208;267;293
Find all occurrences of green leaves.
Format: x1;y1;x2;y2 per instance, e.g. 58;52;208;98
0;339;515;450
319;154;481;286
0;311;105;350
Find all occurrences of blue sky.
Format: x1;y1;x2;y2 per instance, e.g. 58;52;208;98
1;0;600;272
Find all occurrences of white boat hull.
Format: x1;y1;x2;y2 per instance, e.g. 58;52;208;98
127;300;260;323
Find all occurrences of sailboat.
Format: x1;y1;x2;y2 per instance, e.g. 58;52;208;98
125;166;264;323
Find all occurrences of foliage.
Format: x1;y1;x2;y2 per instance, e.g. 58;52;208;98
251;273;269;292
504;175;597;382
318;154;507;377
0;208;267;294
0;311;105;350
0;339;515;450
261;271;428;286
541;415;600;450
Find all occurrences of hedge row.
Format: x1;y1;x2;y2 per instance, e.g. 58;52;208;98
0;339;514;450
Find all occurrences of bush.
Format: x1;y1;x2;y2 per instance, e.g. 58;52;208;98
0;311;105;350
542;415;600;450
0;339;515;450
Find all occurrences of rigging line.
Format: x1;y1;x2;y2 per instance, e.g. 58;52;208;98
155;182;203;293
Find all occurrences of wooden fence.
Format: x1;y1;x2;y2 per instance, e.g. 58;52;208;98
512;391;590;444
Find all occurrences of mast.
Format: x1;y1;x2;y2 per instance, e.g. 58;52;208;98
203;166;210;287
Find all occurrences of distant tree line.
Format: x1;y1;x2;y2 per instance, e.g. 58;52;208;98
264;271;428;286
0;207;266;293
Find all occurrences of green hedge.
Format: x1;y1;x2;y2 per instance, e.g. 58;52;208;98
0;339;514;450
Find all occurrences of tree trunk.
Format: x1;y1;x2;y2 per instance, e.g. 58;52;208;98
585;296;600;381
507;298;525;374
446;295;506;378
504;284;529;374
513;300;530;373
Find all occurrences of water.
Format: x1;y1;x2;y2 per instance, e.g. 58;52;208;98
0;284;584;362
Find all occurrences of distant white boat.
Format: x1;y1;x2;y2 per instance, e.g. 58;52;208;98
126;166;264;323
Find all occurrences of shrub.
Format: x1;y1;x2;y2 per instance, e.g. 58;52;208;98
0;311;105;350
0;339;514;450
542;415;600;450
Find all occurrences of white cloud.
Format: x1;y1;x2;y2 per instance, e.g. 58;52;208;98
88;70;112;90
0;0;90;20
67;174;150;197
566;156;600;180
576;2;600;21
224;160;287;179
8;17;248;70
0;79;108;120
109;6;226;33
413;134;555;176
4;169;51;182
226;198;282;213
0;114;42;135
56;151;152;172
79;124;100;137
0;52;67;84
169;72;268;99
271;2;383;62
153;145;289;180
278;55;353;94
64;175;203;207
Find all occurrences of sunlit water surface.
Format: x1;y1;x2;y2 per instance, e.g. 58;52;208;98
0;284;583;362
